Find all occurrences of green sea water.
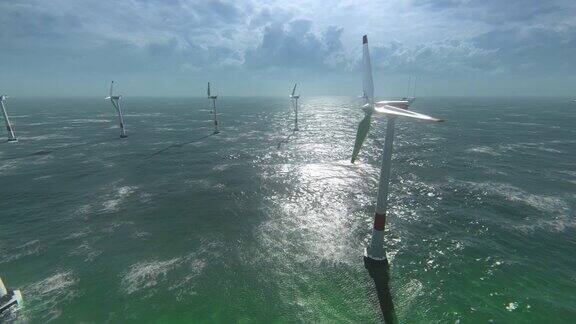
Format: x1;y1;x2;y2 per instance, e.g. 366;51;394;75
0;97;575;323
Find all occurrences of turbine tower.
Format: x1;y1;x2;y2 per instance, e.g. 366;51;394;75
352;34;443;263
207;82;220;134
0;95;18;142
105;81;127;138
290;83;300;131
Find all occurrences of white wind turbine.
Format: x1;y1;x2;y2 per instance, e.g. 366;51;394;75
352;35;443;262
0;95;18;143
105;81;127;138
290;83;300;131
207;82;220;134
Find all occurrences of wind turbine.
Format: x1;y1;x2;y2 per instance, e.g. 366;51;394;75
207;82;220;134
0;95;18;143
290;83;300;131
402;76;417;104
352;35;443;262
105;81;127;138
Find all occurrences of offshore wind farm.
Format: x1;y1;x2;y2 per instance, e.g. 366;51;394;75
1;94;575;323
2;0;576;323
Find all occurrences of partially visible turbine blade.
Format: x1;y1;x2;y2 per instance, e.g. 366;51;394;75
109;81;114;97
292;83;297;96
111;99;120;111
207;82;211;97
362;35;374;104
372;103;443;122
351;111;372;163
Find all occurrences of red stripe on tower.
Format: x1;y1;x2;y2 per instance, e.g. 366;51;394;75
373;212;386;231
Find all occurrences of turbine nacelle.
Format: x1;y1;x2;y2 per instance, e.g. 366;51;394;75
105;81;122;100
0;95;8;101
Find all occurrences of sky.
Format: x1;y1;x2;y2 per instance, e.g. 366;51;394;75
1;0;575;97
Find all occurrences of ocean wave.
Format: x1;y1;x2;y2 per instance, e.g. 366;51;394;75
0;160;22;175
0;239;43;264
102;185;138;212
466;146;501;156
21;134;78;141
33;175;53;181
455;181;573;232
23;271;77;322
121;258;181;295
67;119;111;124
69;242;102;262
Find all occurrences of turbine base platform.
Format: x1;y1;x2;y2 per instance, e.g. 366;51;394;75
7;138;18;143
213;131;220;135
0;290;22;315
0;277;23;316
120;134;128;139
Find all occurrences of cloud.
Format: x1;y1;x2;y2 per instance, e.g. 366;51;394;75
244;19;345;70
370;39;500;75
1;0;575;96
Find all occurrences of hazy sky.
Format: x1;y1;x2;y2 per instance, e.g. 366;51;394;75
1;0;575;97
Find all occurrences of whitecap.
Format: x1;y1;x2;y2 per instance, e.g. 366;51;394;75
121;258;180;294
466;146;501;156
23;271;77;322
102;185;137;212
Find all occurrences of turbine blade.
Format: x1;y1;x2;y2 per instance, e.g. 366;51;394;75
109;81;114;97
351;111;372;163
292;83;297;96
111;99;120;111
207;82;211;97
372;103;443;122
362;35;374;104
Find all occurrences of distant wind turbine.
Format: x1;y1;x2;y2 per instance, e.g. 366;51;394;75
207;82;220;134
402;76;417;104
105;81;127;138
290;83;300;131
352;35;443;262
0;95;18;143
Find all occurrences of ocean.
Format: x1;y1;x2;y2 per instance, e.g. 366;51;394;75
0;97;575;323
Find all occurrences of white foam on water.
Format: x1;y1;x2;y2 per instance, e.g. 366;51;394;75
457;181;573;232
121;258;181;295
213;163;231;171
64;229;90;240
0;160;22;175
0;239;43;264
169;258;207;301
28;122;52;126
23;271;77;322
33;175;53;181
21;134;77;141
466;146;501;156
506;302;518;311
69;242;102;262
102;185;138;212
67;119;111;124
